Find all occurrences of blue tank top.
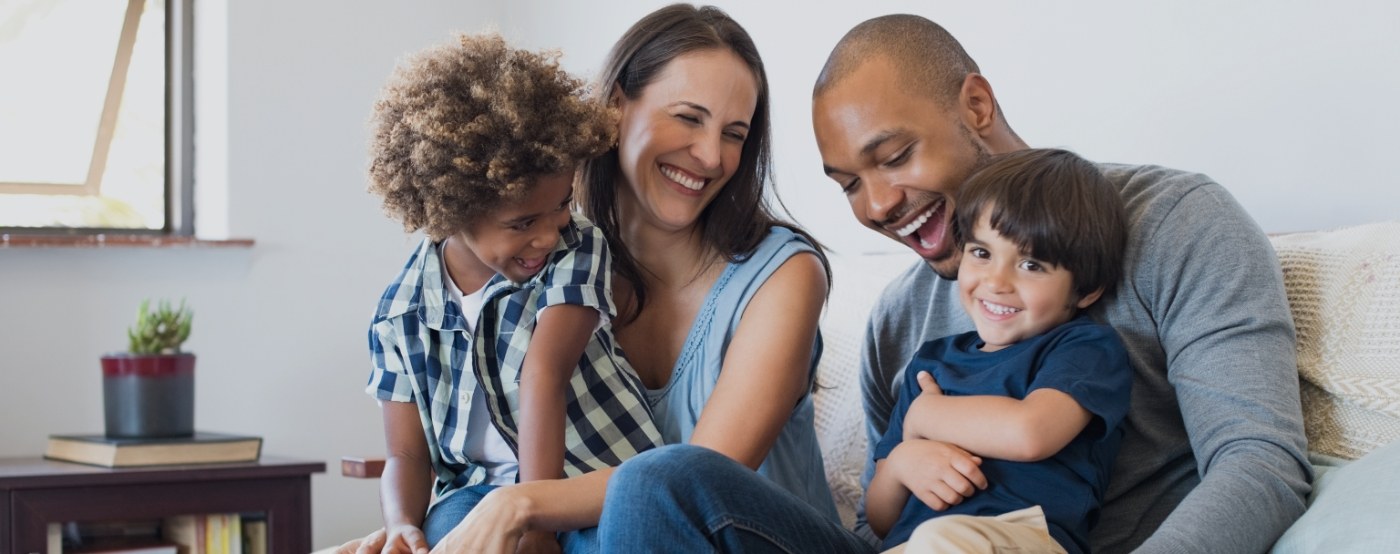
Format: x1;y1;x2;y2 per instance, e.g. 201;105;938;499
644;227;840;523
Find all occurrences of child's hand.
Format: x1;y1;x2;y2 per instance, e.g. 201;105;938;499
904;371;945;440
378;524;430;554
889;439;987;512
516;530;561;554
916;370;943;396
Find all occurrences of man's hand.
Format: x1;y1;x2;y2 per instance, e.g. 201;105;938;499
889;439;987;511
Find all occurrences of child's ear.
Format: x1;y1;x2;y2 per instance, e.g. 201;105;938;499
1075;287;1105;309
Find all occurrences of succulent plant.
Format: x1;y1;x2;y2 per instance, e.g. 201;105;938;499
127;299;193;355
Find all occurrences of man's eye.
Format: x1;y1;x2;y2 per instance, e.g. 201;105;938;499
883;147;912;167
840;178;860;195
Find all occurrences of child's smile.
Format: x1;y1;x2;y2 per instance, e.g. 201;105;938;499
957;214;1099;352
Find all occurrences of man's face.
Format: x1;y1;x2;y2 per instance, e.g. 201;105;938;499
813;57;989;279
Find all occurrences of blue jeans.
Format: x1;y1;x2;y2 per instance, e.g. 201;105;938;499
425;483;599;552
596;444;876;553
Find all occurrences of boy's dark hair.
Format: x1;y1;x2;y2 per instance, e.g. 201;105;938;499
955;148;1127;299
368;33;616;241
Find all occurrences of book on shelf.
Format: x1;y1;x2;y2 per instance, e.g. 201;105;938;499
44;431;262;468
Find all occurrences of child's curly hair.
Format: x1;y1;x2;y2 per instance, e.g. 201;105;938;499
368;33;616;240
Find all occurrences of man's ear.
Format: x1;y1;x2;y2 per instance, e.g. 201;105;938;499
958;73;998;137
1075;287;1105;310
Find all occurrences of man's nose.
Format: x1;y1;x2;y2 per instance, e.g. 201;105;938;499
865;178;904;226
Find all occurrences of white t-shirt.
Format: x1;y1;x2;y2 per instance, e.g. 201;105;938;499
442;247;519;486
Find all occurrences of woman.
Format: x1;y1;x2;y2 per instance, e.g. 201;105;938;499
352;5;857;552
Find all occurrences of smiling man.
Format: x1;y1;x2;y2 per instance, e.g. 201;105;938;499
817;14;1311;554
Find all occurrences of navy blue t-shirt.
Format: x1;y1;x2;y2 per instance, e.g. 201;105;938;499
873;315;1131;553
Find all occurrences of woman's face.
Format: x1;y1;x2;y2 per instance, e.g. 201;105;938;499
614;48;759;234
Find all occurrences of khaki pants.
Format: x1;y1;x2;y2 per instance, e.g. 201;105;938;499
882;505;1068;554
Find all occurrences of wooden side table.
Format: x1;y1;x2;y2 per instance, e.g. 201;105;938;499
0;455;326;554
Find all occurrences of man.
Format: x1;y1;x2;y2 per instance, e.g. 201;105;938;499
815;14;1310;553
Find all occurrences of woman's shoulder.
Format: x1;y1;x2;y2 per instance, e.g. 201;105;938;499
729;227;827;302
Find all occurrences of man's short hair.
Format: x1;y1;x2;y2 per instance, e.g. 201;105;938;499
955;148;1128;299
814;14;979;108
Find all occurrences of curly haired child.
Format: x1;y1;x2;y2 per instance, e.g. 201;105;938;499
363;32;663;553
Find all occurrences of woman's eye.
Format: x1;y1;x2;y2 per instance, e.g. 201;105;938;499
676;114;700;124
724;130;747;142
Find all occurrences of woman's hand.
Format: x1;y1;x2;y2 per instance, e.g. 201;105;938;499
515;530;562;554
430;487;532;554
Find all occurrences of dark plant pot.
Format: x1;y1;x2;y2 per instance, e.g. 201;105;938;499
101;353;195;438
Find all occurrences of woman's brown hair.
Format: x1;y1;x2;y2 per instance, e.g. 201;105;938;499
579;3;828;321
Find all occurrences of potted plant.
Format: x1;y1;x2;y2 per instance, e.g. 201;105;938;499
101;299;195;438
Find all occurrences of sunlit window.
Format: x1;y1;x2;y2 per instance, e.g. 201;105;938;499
0;0;185;232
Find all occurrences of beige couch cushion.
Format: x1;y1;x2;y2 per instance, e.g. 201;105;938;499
1272;222;1400;460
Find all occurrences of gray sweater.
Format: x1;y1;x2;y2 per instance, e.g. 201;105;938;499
858;163;1312;553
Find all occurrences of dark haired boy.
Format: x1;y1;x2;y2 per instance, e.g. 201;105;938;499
867;149;1131;554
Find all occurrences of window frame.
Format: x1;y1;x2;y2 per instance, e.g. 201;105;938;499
0;0;195;237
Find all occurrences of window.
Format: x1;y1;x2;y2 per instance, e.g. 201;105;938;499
0;0;192;234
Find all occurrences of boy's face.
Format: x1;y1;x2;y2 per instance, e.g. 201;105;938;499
459;171;575;284
957;213;1101;352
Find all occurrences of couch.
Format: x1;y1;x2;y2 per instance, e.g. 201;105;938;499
810;221;1400;552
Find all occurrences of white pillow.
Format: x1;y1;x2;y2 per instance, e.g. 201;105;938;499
1271;222;1400;460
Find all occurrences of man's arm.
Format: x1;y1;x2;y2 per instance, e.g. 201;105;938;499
1132;181;1311;553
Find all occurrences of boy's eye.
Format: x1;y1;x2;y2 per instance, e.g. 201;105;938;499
968;246;989;259
511;219;535;231
1019;259;1043;272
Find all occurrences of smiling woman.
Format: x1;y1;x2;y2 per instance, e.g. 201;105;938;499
0;0;191;233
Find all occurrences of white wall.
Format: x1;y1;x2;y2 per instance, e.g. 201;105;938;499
506;0;1400;256
1;1;1396;549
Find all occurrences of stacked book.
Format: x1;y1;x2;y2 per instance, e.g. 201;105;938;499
45;431;262;468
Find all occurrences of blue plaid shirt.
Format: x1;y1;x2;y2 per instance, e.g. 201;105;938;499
366;213;663;502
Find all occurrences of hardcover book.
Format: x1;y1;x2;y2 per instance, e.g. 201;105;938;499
45;432;262;468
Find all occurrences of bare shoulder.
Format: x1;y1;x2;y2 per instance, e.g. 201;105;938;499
745;251;828;316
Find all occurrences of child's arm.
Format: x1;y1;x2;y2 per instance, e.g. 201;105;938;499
513;304;599;553
516;303;599;481
867;439;987;538
903;371;1091;462
378;400;433;554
